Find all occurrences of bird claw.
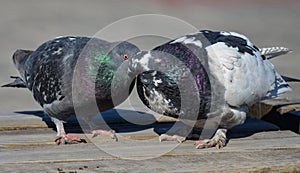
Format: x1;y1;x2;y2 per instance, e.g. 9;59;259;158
194;140;223;149
91;129;118;141
55;135;86;145
194;138;226;149
194;129;227;149
159;134;186;143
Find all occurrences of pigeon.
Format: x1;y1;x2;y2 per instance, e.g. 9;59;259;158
128;30;294;149
3;36;140;144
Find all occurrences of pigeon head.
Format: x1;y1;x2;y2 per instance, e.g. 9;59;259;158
128;50;182;75
108;41;140;63
86;40;140;87
95;41;141;106
128;51;150;74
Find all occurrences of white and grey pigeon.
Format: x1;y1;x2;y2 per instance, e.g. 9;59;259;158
128;30;295;149
3;36;140;144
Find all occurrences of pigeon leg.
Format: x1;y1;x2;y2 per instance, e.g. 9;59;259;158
91;129;118;141
52;118;86;145
194;129;227;149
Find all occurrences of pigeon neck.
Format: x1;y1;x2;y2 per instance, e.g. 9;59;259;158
88;51;116;83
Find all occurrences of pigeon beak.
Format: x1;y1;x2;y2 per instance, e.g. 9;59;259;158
128;68;143;76
127;68;136;77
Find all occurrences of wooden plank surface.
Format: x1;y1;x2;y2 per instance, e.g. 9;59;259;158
0;1;300;172
0;130;300;173
0;109;300;173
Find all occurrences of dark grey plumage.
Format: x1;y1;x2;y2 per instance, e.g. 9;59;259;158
4;36;140;144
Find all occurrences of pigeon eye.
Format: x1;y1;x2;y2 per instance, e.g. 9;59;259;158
122;54;128;60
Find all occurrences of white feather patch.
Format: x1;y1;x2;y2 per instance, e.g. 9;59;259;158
170;36;202;47
206;42;275;107
132;52;151;71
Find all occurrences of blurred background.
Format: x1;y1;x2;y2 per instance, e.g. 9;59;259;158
0;0;299;112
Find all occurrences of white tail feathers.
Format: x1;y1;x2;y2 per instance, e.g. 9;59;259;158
259;47;292;59
267;72;292;98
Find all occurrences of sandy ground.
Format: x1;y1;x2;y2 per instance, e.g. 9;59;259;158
0;0;299;112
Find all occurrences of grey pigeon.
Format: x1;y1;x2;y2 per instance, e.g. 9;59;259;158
3;36;140;144
129;30;294;149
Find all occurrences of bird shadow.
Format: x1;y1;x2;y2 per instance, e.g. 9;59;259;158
14;109;157;134
15;109;283;141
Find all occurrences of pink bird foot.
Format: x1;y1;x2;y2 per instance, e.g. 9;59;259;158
91;129;118;141
194;129;227;149
159;134;186;143
55;134;86;145
52;118;86;145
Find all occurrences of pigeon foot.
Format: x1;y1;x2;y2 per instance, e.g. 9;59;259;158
159;134;186;143
91;130;118;141
194;129;227;149
55;134;86;145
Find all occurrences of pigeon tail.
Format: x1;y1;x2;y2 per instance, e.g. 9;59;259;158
1;76;26;88
267;72;292;98
282;75;300;82
259;47;292;59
